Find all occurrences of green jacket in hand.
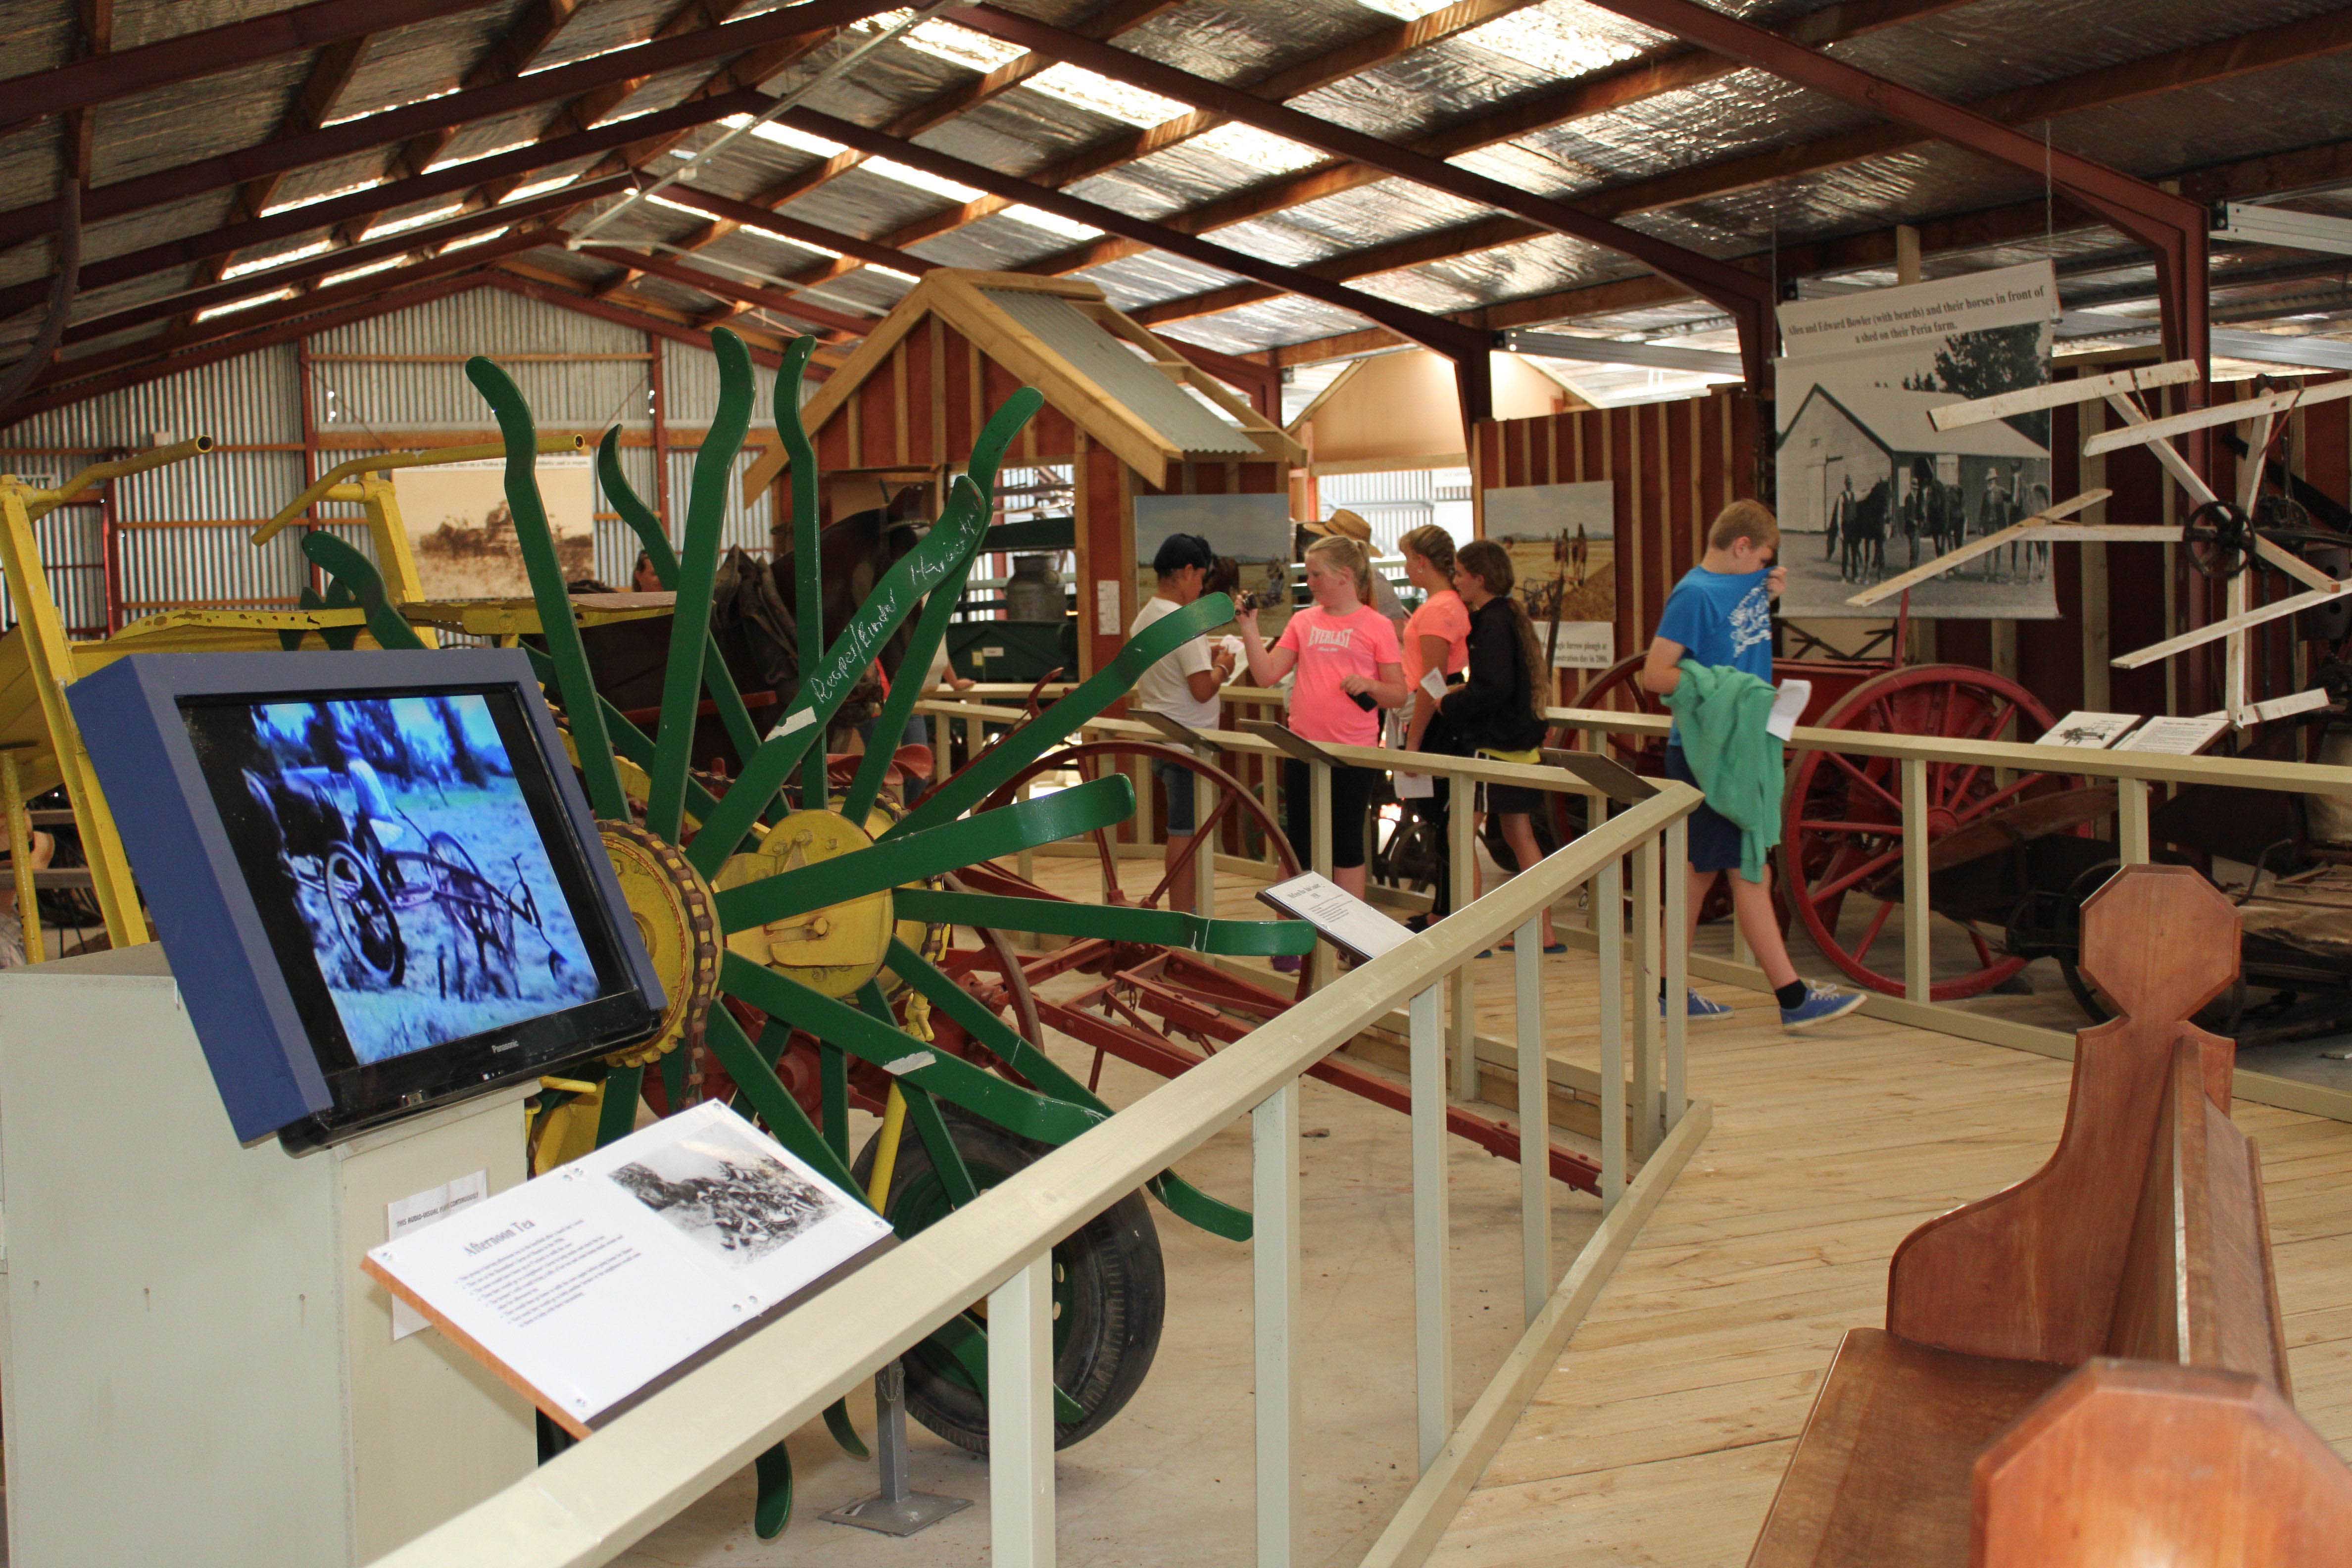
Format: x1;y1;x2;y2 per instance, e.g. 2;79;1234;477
1662;658;1781;883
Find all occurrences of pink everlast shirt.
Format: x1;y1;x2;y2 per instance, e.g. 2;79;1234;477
1276;605;1402;747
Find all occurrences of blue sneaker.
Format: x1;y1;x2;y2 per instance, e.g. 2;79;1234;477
1780;983;1866;1031
1664;989;1735;1022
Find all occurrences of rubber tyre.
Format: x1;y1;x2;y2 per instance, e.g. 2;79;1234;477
852;1107;1164;1454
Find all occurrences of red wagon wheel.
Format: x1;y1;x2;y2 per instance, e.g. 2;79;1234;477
1781;664;2070;1000
972;739;1311;1004
1564;654;1671;773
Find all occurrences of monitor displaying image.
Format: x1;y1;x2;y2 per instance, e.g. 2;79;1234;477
187;693;600;1066
67;650;666;1147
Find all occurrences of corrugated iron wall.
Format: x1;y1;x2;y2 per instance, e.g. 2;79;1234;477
0;286;794;633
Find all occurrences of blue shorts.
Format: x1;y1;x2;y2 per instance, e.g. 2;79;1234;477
1664;744;1747;877
1154;757;1197;834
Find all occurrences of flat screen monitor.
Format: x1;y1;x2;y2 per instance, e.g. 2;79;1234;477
68;650;665;1148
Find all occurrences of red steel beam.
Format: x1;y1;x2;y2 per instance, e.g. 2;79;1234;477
0;0;490;131
955;3;1775;391
767;107;1500;419
1579;0;2209;379
0;0;905;257
576;245;876;337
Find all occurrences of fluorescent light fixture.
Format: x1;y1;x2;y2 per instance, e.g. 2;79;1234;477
222;240;334;279
502;172;580;203
259;179;384;217
368;202;469;240
195;288;296;323
319;256;413;290
423;139;533;174
2211;202;2352;258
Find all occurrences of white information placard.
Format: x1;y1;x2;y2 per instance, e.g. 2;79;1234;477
364;1102;893;1433
2038;711;2142;749
2112;714;2230;755
1256;871;1416;964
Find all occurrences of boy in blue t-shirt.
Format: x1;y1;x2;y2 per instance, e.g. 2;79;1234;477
1640;499;1862;1032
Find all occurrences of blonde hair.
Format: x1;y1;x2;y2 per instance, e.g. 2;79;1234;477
1397;523;1456;578
1708;498;1780;551
1304;534;1372;600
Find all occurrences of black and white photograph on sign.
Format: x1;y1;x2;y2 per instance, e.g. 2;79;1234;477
1774;261;2058;620
1485;480;1616;668
608;1116;848;1269
1134;490;1294;636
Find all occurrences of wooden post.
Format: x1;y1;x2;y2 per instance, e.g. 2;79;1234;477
1903;756;1932;1003
3;750;41;964
1448;781;1477;1101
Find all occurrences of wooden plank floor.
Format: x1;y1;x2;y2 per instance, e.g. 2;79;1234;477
1426;985;2352;1568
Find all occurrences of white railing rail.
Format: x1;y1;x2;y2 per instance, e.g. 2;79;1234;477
373;783;1705;1568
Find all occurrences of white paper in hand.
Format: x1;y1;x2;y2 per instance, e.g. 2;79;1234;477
1393;771;1434;799
1767;680;1812;741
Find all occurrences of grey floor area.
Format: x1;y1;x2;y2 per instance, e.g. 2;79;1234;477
613;1036;1604;1568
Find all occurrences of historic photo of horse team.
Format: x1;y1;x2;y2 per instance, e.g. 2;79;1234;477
1773;260;2059;620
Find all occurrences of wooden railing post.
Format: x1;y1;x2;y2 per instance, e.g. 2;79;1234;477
1409;983;1451;1471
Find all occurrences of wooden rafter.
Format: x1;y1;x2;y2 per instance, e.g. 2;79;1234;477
753;0;1965;306
0;0;901;257
0;0;490;131
1031;4;2352;336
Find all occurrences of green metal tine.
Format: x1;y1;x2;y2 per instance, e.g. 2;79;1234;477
713;774;1134;933
892;887;1316;957
840;388;1045;821
682;489;991;880
595;426;767;776
464;356;631;823
300;534;427;652
885;940;1253;1241
889;592;1236;838
645;329;755;844
772;340;827;810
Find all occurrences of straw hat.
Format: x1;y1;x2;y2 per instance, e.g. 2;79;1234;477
1303;508;1372;543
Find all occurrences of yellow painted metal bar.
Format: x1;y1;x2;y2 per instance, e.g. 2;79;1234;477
22;437;216;523
865;1085;908;1209
0;486;147;946
2;751;39;964
250;432;586;544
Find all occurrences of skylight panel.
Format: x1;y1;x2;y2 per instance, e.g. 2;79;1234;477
717;114;845;160
1002;204;1102;242
890;15;1026;72
195;288;295;323
441;226;511;250
1457;7;1648;77
1350;0;1451;19
1190;122;1326;175
222;241;333;279
865;155;980;203
1028;63;1188;128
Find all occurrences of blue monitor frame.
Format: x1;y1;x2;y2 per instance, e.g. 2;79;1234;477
68;649;666;1147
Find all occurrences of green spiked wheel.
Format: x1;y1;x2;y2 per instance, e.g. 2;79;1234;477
301;327;1317;1514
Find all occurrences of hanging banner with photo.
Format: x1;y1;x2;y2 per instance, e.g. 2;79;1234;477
1774;260;2058;620
392;456;596;600
1484;479;1616;667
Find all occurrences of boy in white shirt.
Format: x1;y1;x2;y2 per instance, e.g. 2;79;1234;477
1131;533;1236;910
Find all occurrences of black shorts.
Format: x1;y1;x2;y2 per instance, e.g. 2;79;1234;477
1483;781;1545;817
1283;759;1374;871
1664;743;1748;876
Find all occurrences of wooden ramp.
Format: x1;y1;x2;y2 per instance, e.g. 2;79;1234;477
1425;991;2352;1568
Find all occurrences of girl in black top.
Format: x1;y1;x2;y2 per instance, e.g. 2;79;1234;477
1438;539;1559;951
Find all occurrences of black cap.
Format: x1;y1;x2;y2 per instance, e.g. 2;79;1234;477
1151;533;1214;574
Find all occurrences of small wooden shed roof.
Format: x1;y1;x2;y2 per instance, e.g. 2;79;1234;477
741;271;1302;499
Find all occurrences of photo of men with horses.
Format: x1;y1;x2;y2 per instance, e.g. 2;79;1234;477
1773;263;2059;621
608;1117;848;1269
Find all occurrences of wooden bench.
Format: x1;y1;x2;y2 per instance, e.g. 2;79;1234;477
1749;864;2296;1567
1974;1359;2352;1567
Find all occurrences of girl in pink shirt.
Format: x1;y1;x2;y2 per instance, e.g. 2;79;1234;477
1237;535;1404;900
